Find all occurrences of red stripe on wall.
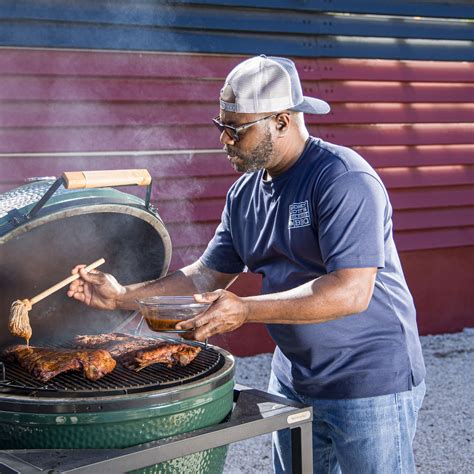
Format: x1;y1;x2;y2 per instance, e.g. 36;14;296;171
0;123;472;153
0;48;472;338
1;102;472;128
389;185;474;209
0;145;472;183
355;145;474;168
1;77;472;103
0;49;472;82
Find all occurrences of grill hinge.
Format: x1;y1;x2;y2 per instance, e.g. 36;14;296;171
6;208;28;226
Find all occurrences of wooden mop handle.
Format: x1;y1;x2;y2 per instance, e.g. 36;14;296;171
29;258;105;306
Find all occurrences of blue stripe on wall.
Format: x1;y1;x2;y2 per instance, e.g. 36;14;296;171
168;0;474;19
0;1;472;60
1;2;473;41
1;21;472;61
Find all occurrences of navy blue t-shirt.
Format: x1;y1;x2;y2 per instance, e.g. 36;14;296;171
200;137;425;399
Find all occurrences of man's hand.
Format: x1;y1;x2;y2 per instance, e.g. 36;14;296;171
67;265;127;310
175;289;249;341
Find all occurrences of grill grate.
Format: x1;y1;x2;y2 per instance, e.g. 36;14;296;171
0;344;223;398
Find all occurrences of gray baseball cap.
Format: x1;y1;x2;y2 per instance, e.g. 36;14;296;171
220;55;330;115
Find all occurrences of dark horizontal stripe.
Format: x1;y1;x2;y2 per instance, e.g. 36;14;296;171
167;0;474;19
0;22;472;61
2;2;472;41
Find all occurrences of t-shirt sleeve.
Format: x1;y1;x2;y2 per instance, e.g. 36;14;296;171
317;171;387;272
199;192;246;274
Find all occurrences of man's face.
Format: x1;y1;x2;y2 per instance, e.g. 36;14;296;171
218;84;277;173
223;120;275;173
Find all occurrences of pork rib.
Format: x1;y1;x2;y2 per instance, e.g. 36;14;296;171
74;333;160;358
121;342;201;371
75;333;201;371
3;345;116;382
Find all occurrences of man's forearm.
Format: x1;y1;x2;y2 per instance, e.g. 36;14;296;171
116;271;198;309
177;267;377;341
116;261;238;310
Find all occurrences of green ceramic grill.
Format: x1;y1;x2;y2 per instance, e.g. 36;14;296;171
0;170;235;473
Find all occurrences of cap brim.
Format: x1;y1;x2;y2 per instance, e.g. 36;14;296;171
289;97;330;115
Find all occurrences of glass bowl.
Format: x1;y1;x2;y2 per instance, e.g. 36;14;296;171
136;296;211;332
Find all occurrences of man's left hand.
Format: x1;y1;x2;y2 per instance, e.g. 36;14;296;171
175;289;249;341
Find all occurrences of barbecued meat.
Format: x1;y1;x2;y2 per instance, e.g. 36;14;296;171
75;333;201;371
3;345;116;382
122;342;201;371
74;333;160;358
80;349;117;381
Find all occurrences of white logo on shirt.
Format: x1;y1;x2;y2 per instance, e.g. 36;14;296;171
289;201;311;229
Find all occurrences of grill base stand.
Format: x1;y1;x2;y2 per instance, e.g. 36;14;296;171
0;384;313;474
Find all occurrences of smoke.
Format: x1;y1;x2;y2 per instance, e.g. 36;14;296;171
0;2;233;345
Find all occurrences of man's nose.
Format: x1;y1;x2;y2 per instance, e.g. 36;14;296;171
220;130;236;146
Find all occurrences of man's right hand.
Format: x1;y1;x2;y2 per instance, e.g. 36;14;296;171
67;265;126;310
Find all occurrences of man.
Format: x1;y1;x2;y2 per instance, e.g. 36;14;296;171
68;55;426;473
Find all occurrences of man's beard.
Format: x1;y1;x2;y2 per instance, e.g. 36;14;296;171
225;128;274;173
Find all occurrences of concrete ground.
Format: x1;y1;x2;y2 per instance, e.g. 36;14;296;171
224;329;474;473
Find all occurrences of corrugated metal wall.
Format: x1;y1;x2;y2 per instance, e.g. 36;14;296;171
0;1;472;350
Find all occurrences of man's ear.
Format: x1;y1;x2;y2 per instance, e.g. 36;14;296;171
276;112;291;134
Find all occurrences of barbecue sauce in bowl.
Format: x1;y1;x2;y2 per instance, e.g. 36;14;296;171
136;296;210;333
144;318;184;331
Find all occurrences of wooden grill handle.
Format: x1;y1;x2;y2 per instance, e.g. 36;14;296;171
62;170;152;189
30;258;105;305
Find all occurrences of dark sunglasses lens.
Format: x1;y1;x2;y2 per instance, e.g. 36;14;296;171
213;119;239;141
212;119;224;133
230;129;239;141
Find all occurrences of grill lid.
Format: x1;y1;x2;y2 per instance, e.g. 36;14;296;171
0;175;172;348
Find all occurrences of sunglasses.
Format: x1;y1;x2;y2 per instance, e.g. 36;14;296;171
212;113;279;142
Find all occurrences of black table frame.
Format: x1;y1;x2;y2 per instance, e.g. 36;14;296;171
0;384;313;473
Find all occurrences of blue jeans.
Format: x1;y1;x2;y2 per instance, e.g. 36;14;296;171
268;371;425;474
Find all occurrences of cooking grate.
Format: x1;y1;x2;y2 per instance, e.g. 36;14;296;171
0;344;223;398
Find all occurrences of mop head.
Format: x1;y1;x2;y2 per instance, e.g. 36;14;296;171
9;299;33;344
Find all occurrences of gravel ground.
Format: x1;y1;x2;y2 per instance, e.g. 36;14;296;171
224;329;474;473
